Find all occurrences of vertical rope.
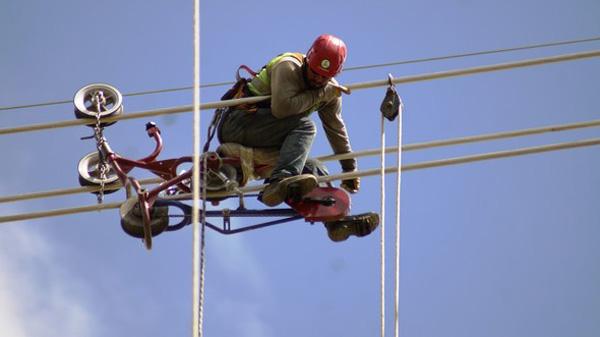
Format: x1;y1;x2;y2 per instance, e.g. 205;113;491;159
380;115;386;337
199;155;208;336
394;100;403;337
192;0;202;336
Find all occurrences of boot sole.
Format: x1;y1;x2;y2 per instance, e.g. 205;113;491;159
286;178;318;203
261;174;318;207
325;212;380;242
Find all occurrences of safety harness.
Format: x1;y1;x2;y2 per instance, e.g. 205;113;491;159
203;53;306;152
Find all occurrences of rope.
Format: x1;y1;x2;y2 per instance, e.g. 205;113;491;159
1;49;599;136
199;153;208;337
394;99;404;337
2;36;599;112
2;117;600;205
2;137;599;224
380;115;386;337
192;0;203;335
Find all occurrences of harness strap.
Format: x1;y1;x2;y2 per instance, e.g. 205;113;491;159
236;65;258;81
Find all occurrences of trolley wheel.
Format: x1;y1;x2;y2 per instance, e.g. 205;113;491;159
73;83;123;127
77;151;120;194
181;164;239;193
205;164;238;191
120;197;169;239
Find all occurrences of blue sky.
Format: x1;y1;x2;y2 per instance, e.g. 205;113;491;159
1;1;599;336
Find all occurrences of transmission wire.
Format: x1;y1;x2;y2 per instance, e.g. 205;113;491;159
1;36;598;112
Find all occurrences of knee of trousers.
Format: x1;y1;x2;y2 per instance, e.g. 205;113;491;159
297;118;317;135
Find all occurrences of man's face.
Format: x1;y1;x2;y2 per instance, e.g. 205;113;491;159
306;66;332;88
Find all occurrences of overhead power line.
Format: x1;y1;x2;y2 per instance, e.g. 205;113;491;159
0;178;161;203
1;36;599;112
1;136;599;224
1;49;599;137
344;36;600;71
348;49;600;91
2;116;600;204
316;118;600;162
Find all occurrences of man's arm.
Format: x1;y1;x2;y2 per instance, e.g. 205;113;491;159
317;98;357;172
318;99;360;193
270;60;338;118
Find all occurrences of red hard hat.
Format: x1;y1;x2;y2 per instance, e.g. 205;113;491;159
306;34;347;78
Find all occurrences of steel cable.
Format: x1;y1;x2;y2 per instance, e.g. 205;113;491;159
2;137;599;223
2;36;599;112
1;49;599;136
2;117;600;204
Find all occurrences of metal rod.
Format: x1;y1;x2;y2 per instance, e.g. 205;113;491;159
1;50;598;136
3;117;600;204
3;35;599;112
2;137;599;224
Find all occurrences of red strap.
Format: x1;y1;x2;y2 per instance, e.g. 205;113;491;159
236;65;258;81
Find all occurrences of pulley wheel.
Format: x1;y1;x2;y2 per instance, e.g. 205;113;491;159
77;151;120;194
120;197;169;239
74;83;123;127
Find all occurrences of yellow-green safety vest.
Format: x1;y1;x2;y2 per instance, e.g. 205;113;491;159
247;52;304;96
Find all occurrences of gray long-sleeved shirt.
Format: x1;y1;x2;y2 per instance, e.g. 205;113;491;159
249;55;356;171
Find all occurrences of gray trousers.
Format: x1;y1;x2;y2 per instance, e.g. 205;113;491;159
218;108;317;181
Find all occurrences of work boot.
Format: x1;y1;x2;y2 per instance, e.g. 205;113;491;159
324;212;380;242
261;174;318;207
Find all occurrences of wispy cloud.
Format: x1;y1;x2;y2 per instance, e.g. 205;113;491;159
209;232;272;337
212;297;272;337
0;224;96;337
212;233;267;290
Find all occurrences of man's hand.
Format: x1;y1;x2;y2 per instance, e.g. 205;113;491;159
321;83;351;101
330;83;351;95
322;83;342;100
341;176;360;194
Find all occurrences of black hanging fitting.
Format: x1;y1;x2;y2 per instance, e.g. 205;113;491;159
146;121;157;130
380;74;402;121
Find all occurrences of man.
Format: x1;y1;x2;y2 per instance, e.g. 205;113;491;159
218;34;378;241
